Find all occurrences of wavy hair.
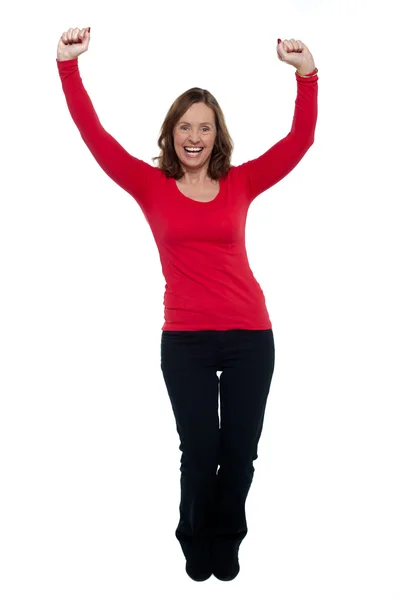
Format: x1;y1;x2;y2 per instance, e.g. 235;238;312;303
152;87;234;181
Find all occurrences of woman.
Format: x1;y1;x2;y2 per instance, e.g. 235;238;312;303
56;27;318;583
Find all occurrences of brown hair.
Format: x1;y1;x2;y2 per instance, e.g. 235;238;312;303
151;87;234;182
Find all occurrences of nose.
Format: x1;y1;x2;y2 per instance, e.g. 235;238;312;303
186;131;201;144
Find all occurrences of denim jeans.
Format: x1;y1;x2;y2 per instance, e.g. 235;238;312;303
160;328;275;567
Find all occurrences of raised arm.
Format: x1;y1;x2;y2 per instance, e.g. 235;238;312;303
238;71;318;202
56;57;155;201
236;39;318;203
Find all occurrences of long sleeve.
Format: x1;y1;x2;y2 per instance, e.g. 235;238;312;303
56;58;155;201
236;71;319;203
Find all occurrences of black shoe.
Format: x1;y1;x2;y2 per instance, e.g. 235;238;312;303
212;540;241;581
184;539;213;582
185;561;213;582
213;559;240;581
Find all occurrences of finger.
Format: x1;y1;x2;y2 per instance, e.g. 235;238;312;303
72;27;81;42
69;27;77;43
277;42;286;58
283;39;293;51
290;39;302;52
278;41;290;58
295;40;304;52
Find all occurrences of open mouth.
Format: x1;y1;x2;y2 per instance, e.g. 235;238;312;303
184;147;204;156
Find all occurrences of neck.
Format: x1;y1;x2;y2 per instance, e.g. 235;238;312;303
180;170;211;187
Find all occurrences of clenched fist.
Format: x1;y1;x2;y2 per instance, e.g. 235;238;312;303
276;38;316;74
57;27;91;61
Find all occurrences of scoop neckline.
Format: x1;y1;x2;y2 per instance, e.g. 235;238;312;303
173;177;222;204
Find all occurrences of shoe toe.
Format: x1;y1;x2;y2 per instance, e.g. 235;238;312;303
213;560;240;581
185;561;212;581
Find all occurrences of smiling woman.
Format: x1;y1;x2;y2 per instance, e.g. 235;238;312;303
56;32;318;582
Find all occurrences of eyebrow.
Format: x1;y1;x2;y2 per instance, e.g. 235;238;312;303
178;121;214;126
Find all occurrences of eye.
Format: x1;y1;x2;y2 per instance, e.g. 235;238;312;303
180;126;210;132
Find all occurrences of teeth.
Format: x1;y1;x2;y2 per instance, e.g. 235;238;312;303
185;147;203;152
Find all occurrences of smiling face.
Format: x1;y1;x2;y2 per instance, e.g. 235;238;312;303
173;102;217;177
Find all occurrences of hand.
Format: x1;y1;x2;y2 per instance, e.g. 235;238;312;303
277;39;315;74
57;27;91;61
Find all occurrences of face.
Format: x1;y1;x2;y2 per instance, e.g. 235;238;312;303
173;102;217;174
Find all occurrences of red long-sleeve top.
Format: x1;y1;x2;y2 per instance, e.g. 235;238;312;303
56;58;318;331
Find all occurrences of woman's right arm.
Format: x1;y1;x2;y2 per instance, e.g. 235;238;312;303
57;56;154;201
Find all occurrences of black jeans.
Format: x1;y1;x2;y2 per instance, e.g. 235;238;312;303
160;329;275;567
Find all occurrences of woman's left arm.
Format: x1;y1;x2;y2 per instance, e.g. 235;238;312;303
235;39;318;203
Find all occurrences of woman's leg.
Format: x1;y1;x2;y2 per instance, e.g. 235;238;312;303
212;329;275;577
160;331;220;578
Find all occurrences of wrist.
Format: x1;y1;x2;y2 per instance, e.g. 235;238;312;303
296;63;316;77
57;53;75;62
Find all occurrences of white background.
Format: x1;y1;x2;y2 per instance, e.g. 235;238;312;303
1;0;398;598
